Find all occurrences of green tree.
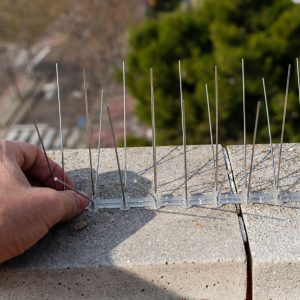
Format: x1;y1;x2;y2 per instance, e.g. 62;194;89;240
147;0;183;15
126;0;300;145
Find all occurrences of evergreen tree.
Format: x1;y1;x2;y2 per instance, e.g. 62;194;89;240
126;0;300;145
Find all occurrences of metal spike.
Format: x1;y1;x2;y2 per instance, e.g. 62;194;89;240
242;58;247;189
297;58;300;107
95;89;104;196
107;105;126;208
247;101;261;198
150;68;158;194
215;66;219;192
133;179;157;203
217;175;227;198
83;69;95;199
30;111;57;190
54;177;92;203
55;63;65;189
262;78;277;191
178;60;188;205
205;84;216;183
123;61;127;192
277;64;291;189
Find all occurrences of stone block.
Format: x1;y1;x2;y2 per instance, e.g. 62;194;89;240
1;146;246;299
227;144;300;299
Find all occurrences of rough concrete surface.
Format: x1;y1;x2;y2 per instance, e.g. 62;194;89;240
227;143;300;300
0;146;246;299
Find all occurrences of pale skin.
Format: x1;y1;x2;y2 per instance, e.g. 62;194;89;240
0;141;89;263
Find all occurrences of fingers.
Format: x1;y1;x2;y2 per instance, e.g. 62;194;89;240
0;141;73;189
0;187;89;263
17;141;73;189
31;188;89;227
27;175;43;187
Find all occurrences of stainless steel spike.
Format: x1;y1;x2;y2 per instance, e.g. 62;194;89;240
277;64;291;189
133;179;157;204
95;89;104;196
178;60;189;206
242;58;247;189
83;69;95;199
205;83;216;184
123;61;127;192
215;66;219;192
262;78;277;191
107;105;127;208
32;119;57;190
55;63;65;189
54;177;92;203
150;68;158;194
247;101;261;198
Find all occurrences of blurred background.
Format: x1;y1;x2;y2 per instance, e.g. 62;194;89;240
0;0;300;149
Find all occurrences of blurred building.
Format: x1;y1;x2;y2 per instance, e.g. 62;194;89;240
0;0;149;149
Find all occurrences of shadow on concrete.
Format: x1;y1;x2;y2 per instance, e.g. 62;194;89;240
1;168;183;299
70;168;153;199
229;144;300;193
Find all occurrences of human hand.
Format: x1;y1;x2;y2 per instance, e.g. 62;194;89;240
0;141;89;263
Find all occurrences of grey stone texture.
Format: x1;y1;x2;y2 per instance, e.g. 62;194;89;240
227;143;300;300
0;146;246;299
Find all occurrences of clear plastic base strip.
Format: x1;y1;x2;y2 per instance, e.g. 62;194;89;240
91;191;300;210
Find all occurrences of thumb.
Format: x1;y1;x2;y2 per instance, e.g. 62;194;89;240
32;188;89;227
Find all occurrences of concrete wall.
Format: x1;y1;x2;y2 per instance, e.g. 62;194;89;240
227;144;300;300
0;146;247;300
3;144;300;299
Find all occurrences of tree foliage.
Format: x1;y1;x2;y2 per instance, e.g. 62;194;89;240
147;0;182;15
126;0;300;145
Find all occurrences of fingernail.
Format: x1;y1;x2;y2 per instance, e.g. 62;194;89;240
77;194;89;210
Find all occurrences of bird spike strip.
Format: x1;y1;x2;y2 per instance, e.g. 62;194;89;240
33;59;300;210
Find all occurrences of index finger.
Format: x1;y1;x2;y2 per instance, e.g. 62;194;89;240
2;141;73;189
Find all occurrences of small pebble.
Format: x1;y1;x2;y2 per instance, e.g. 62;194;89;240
72;220;88;231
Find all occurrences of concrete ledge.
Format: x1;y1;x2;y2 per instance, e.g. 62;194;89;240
1;146;247;299
227;144;300;299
